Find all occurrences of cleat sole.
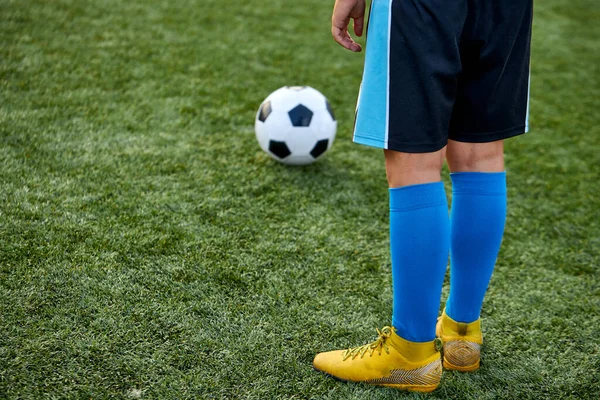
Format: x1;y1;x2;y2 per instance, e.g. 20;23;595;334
442;358;480;372
313;363;440;393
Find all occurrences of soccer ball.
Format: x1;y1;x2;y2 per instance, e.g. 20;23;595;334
255;86;337;165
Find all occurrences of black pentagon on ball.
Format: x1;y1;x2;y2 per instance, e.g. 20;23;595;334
310;139;329;159
258;100;272;122
326;100;336;121
269;140;291;159
288;104;313;127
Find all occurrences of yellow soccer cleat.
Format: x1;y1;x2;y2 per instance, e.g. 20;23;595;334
313;326;442;393
436;310;483;372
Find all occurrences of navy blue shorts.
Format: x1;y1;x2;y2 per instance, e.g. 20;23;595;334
354;0;533;153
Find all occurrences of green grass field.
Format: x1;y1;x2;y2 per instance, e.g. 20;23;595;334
1;0;599;398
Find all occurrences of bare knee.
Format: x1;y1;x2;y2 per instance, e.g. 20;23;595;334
446;140;504;173
384;148;446;188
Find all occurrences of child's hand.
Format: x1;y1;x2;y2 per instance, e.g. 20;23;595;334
331;0;366;52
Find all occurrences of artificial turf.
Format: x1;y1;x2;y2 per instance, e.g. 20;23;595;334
1;0;598;398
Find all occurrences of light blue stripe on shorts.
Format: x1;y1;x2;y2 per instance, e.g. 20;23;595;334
353;0;392;150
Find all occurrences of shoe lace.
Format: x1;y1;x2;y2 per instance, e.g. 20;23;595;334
342;326;393;361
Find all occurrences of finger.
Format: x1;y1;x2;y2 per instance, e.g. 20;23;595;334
331;12;350;35
353;15;364;37
348;34;362;52
331;26;349;49
332;27;362;52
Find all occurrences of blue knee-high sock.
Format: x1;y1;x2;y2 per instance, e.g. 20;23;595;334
445;172;507;323
390;182;450;343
